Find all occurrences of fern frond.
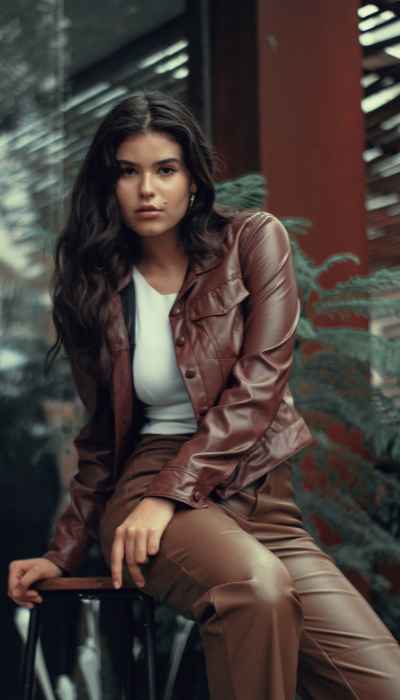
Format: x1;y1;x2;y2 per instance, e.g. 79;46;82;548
314;253;360;276
296;317;318;340
319;267;400;296
281;217;312;235
315;297;400;319
215;173;266;208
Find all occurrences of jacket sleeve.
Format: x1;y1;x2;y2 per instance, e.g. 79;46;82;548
143;214;301;508
43;350;115;574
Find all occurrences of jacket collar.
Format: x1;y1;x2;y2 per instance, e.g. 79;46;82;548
115;253;222;295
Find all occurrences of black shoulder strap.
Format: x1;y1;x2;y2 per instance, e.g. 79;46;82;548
120;278;136;349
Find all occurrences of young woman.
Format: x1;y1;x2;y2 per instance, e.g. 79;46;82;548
8;91;400;699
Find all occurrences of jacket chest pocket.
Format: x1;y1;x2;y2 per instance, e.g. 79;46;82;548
189;276;250;359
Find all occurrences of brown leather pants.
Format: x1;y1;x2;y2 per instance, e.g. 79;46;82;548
100;433;400;700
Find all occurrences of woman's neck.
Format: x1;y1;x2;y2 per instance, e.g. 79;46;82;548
138;233;188;275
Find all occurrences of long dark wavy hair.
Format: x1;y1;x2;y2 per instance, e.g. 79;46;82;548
44;90;234;380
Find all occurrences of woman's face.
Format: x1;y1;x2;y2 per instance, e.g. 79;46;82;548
114;130;196;242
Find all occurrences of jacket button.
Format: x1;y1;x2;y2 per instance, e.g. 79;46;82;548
176;336;185;346
193;490;202;502
173;304;182;315
185;369;196;379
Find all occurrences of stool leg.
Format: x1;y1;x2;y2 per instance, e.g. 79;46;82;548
22;605;41;700
143;598;157;700
121;600;134;700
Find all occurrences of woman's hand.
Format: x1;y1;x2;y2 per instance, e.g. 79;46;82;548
8;558;63;608
111;496;176;589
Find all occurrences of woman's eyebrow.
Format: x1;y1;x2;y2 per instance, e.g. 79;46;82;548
116;157;182;165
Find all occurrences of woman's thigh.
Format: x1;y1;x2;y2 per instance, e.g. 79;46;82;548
99;435;296;621
102;494;294;623
139;499;298;621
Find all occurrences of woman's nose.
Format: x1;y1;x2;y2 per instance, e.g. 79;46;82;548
139;173;155;196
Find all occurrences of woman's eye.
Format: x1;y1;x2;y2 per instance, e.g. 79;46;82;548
118;166;176;177
159;167;176;175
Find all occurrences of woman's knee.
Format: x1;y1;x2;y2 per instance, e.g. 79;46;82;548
246;559;300;613
196;558;302;630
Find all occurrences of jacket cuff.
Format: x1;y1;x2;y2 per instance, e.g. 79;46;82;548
143;467;209;509
43;532;90;575
42;551;74;576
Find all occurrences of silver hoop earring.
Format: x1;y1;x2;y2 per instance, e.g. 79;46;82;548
189;193;195;209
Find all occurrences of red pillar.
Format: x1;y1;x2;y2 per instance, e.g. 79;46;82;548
210;1;367;281
257;1;367;281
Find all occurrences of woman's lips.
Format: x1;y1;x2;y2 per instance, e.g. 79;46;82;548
135;210;163;218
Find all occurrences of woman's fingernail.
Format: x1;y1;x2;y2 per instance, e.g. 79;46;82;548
113;580;120;589
137;581;145;588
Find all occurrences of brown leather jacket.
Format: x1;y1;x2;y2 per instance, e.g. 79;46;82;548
44;211;313;573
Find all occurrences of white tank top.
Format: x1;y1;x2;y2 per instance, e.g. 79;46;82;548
132;266;197;434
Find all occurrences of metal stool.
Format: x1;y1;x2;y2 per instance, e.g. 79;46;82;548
21;576;157;700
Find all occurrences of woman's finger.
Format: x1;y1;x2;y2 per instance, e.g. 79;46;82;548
111;527;125;588
127;561;145;589
8;562;26;594
19;566;45;591
125;529;146;588
9;575;30;599
13;596;42;608
147;528;160;556
10;588;42;606
17;590;42;601
125;528;137;566
134;528;149;564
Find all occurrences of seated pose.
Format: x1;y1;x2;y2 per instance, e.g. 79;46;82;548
8;91;400;699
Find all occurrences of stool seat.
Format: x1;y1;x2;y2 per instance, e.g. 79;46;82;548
36;576;133;591
23;576;157;699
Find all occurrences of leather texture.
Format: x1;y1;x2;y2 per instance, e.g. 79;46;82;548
99;432;400;700
45;211;314;573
